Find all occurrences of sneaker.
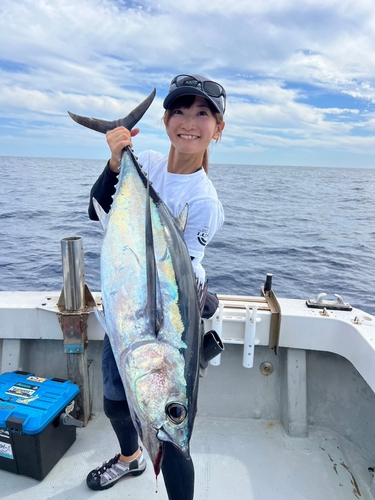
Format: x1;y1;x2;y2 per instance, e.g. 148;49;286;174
86;450;147;491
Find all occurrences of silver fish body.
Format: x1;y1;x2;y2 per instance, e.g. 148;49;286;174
69;92;202;474
99;149;201;474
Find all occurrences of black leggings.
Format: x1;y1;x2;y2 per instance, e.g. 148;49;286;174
104;396;195;500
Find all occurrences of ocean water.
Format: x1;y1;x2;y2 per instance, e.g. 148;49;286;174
0;156;374;315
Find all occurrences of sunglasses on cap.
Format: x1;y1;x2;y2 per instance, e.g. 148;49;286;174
172;75;226;98
166;74;226;115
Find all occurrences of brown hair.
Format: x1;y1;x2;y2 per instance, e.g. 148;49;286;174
164;95;224;174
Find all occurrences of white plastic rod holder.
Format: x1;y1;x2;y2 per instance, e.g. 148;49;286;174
243;305;258;368
210;302;224;366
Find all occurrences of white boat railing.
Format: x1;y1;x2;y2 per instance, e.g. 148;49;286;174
0;290;374;392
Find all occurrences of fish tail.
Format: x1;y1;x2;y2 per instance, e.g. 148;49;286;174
68;88;156;134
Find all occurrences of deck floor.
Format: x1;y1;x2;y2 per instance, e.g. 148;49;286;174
1;413;373;500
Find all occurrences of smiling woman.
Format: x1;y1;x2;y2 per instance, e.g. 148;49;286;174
163;94;225;174
84;73;228;500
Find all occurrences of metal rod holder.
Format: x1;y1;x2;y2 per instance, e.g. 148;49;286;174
58;236;94;426
61;237;85;311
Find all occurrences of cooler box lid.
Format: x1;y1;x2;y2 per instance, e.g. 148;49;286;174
0;371;80;434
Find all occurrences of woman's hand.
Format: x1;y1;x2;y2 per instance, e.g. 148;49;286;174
107;127;140;172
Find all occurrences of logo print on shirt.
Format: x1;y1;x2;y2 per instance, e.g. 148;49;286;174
197;229;209;246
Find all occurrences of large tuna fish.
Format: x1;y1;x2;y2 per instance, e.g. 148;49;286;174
68;90;204;475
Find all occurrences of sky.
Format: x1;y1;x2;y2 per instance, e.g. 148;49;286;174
1;0;375;168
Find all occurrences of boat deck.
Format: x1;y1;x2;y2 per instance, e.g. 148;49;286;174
1;413;373;500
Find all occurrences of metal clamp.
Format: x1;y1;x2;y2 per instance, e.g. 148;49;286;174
261;274;281;355
306;293;352;311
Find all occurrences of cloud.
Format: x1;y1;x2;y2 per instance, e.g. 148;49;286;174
0;0;375;166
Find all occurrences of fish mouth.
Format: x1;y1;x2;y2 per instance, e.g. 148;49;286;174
152;442;193;477
156;427;190;460
153;442;164;477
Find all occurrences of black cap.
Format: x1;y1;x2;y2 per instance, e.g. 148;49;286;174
163;74;226;115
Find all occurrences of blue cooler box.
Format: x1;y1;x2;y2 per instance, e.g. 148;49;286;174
0;370;80;480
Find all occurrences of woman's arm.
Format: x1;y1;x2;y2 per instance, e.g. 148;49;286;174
88;162;119;220
88;126;139;220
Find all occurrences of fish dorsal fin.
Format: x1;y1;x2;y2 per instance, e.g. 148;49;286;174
145;177;163;335
174;204;189;232
93;198;109;230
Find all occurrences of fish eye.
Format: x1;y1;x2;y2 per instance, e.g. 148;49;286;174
166;403;187;424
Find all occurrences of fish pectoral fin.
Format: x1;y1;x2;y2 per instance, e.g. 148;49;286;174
174;204;189;232
94;307;107;332
93;198;109;230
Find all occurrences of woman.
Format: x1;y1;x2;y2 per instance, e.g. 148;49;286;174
86;74;226;499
